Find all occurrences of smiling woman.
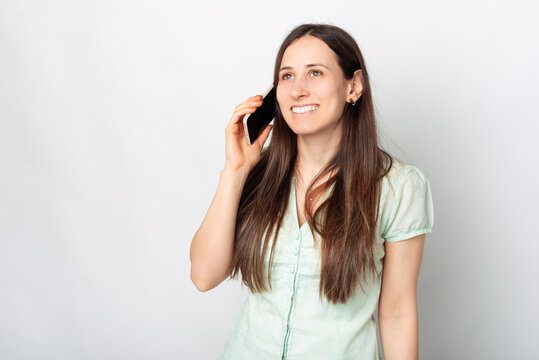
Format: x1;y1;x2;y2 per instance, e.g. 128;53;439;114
189;23;434;360
276;37;362;140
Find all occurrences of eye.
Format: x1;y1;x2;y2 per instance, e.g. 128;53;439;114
281;70;322;81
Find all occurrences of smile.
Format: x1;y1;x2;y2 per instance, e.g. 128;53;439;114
291;104;319;114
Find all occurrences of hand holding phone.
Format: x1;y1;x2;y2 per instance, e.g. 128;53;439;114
243;84;276;145
223;92;273;173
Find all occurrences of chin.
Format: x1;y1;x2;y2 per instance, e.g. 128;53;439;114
284;118;315;133
289;126;320;136
289;120;340;138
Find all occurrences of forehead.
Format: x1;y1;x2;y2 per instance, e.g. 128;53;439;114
280;36;338;69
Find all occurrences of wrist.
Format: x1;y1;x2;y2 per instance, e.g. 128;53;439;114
221;164;250;181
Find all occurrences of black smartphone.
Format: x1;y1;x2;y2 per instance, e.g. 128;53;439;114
243;84;276;145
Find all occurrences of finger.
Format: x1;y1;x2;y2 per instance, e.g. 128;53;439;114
233;105;258;118
226;106;257;133
254;124;273;147
226;96;263;131
235;100;263;112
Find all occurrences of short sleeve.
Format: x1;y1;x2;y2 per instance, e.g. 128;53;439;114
382;165;434;242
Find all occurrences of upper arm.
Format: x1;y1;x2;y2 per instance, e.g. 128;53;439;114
378;233;425;314
377;163;433;316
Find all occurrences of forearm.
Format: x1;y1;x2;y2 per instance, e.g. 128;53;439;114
189;166;248;291
378;305;418;360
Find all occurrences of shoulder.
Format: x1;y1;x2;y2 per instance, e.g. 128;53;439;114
381;158;431;199
377;157;434;236
378;158;434;241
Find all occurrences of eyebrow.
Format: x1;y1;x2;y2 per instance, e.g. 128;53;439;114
279;63;330;72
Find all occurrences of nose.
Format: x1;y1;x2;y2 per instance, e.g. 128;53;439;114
290;76;309;100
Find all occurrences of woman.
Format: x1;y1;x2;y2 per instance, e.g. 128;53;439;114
190;23;434;360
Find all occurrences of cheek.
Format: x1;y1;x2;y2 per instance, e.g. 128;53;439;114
322;86;345;108
276;86;288;112
319;81;340;95
276;85;286;103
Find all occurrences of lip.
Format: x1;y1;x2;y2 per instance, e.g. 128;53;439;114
291;104;319;117
290;103;319;110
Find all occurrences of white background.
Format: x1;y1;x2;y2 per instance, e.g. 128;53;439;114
1;0;538;359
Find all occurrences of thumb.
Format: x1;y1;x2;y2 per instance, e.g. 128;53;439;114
255;124;273;148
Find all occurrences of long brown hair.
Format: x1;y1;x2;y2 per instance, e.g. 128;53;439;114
230;23;393;304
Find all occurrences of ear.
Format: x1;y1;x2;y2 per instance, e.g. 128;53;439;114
346;70;363;102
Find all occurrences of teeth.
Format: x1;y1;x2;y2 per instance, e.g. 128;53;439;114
292;105;318;113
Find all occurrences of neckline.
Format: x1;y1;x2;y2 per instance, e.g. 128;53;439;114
291;175;334;232
291;175;309;231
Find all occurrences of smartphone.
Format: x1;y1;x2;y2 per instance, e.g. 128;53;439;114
243;84;276;145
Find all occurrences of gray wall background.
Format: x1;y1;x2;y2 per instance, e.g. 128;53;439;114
1;0;538;359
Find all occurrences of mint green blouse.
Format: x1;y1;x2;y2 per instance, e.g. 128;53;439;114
218;160;434;360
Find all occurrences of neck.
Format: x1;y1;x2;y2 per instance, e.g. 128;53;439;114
294;125;341;183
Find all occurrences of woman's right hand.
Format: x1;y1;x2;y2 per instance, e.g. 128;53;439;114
224;95;273;174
